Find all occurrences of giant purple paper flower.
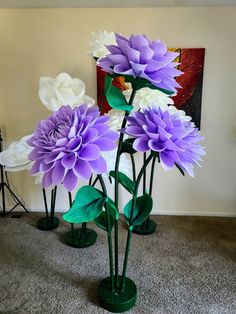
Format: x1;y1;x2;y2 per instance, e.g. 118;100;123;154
27;105;118;191
124;107;205;177
98;34;182;92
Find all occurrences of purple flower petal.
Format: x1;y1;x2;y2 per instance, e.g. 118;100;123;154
160;151;175;170
73;159;91;180
82;128;98;144
61;153;77;169
93;138;116;151
79;144;100;161
148;139;165;152
133;136;149;152
52;162;67;185
89;156;107;174
67;137;82;151
42;169;53;188
63;170;78;191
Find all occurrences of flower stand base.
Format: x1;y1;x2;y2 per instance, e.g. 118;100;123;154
132;219;157;235
37;217;60;231
64;228;97;248
97;276;137;313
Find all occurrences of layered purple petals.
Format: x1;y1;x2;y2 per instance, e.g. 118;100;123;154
28;105;118;191
98;34;182;92
124;107;205;177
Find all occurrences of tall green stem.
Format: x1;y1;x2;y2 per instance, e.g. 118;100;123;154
50;186;57;223
68;192;74;235
98;175;114;291
130;154;136;182
143;153;146;194
42;188;49;219
79;176;93;240
149;156;156;196
114;88;136;288
120;153;154;291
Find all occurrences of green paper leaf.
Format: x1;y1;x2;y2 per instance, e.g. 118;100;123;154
109;171;135;195
63;185;105;224
175;163;185;176
105;75;133;112
120;138;137;155
94;197;118;232
123;193;153;228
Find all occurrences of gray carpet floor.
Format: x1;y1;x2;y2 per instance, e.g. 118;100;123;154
0;213;235;314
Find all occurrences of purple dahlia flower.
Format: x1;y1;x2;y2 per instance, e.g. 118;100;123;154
27;105;118;191
124;107;205;177
98;34;182;92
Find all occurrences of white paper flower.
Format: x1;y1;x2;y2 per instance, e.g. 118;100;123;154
0;135;44;184
168;105;192;122
0;135;32;172
89;31;116;59
39;73;95;111
105;109;125;131
102;148;131;178
123;87;174;112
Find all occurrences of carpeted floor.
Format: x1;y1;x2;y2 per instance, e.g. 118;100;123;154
0;213;235;314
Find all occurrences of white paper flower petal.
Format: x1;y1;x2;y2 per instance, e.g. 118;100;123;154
123;87;174;112
39;72;95;111
0;134;32;171
105;109;125;131
102;148;131;179
89;31;116;59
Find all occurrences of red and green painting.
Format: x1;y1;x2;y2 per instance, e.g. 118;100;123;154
97;48;205;129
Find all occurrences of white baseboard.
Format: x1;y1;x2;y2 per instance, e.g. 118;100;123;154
153;211;236;217
23;209;236;218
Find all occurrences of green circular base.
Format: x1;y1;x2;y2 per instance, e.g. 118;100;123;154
97;276;137;313
37;216;59;231
132;219;157;235
64;228;97;248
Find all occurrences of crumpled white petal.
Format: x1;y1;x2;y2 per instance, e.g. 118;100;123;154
39;72;95;111
123;87;174;112
105;109;125;131
168;105;192;122
0;134;42;184
102;148;131;179
0;135;32;171
89;30;116;59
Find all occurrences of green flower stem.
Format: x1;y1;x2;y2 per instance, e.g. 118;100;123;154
79;222;87;241
120;152;154;291
149;156;157;196
92;176;99;187
114;88;137;288
50;186;57;223
146;155;157;226
68;192;74;236
143;153;147;194
98;175;115;291
78;176;94;239
42;188;49;219
130;154;136;182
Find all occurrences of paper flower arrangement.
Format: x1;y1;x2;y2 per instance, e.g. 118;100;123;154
0;31;206;313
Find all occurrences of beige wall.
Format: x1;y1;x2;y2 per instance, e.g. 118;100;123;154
0;7;236;216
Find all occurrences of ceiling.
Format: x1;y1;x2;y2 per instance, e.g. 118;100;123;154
0;0;236;8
